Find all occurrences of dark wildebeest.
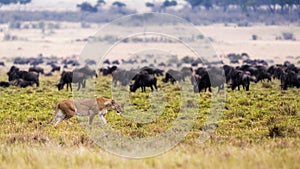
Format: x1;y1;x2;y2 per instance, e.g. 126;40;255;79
0;81;10;88
162;69;185;84
0;62;5;66
75;66;98;78
16;79;35;88
130;71;157;92
29;66;44;74
7;66;39;87
51;64;61;72
57;71;87;91
99;66;117;76
112;69;136;86
191;67;224;93
230;70;253;91
280;70;300;90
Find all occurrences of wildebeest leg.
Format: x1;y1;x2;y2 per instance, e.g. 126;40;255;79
83;80;86;88
231;83;235;91
77;82;81;90
208;87;212;92
154;83;158;91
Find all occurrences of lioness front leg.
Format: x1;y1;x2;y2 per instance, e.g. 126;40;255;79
98;110;107;125
53;110;66;127
99;114;107;125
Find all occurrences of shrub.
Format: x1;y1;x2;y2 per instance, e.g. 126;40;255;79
252;34;257;40
282;32;295;40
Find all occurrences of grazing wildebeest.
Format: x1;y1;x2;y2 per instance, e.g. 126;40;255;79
112;60;120;65
230;70;252;91
57;71;87;91
51;64;61;72
99;66;117;76
74;65;98;78
16;79;35;88
7;66;39;87
280;69;300;90
29;66;44;74
163;69;185;84
130;71;157;92
191;67;225;93
0;81;10;88
0;61;5;66
112;69;136;86
140;67;164;77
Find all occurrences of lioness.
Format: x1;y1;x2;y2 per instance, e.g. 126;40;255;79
52;96;122;126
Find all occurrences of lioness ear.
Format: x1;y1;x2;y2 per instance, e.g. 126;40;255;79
111;100;115;104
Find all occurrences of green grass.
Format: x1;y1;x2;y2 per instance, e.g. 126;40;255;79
0;73;299;169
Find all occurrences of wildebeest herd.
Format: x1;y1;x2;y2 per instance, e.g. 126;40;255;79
0;54;299;93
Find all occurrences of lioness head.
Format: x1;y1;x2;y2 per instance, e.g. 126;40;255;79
103;99;123;114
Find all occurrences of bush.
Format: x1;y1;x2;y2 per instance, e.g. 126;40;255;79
282;32;295;40
252;34;257;40
9;22;21;29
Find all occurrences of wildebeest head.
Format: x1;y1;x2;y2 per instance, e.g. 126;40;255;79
56;82;64;90
129;84;138;92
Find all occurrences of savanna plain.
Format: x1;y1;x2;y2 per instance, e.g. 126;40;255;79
0;22;299;169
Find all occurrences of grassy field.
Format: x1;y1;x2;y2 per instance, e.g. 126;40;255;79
0;72;299;169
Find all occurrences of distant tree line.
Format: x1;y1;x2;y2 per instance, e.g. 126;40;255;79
184;0;300;13
77;0;127;13
0;0;31;6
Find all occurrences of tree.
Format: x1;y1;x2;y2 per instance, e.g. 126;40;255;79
19;0;31;5
162;0;178;8
145;2;154;8
112;1;126;8
0;0;31;7
96;0;105;7
77;2;97;13
185;0;202;9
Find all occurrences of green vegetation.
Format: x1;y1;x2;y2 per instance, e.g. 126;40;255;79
0;73;299;168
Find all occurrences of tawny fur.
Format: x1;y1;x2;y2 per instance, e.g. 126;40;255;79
52;96;122;126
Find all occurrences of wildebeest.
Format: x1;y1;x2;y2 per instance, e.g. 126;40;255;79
74;65;98;78
130;71;157;92
112;69;136;86
140;67;164;76
191;67;225;93
15;79;35;88
280;69;300;90
0;61;5;66
7;66;39;87
230;70;252;91
51;64;61;72
57;71;87;91
0;81;10;88
99;66;117;76
163;69;185;84
29;66;44;74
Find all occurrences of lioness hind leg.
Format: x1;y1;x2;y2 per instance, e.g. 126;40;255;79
88;114;96;125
